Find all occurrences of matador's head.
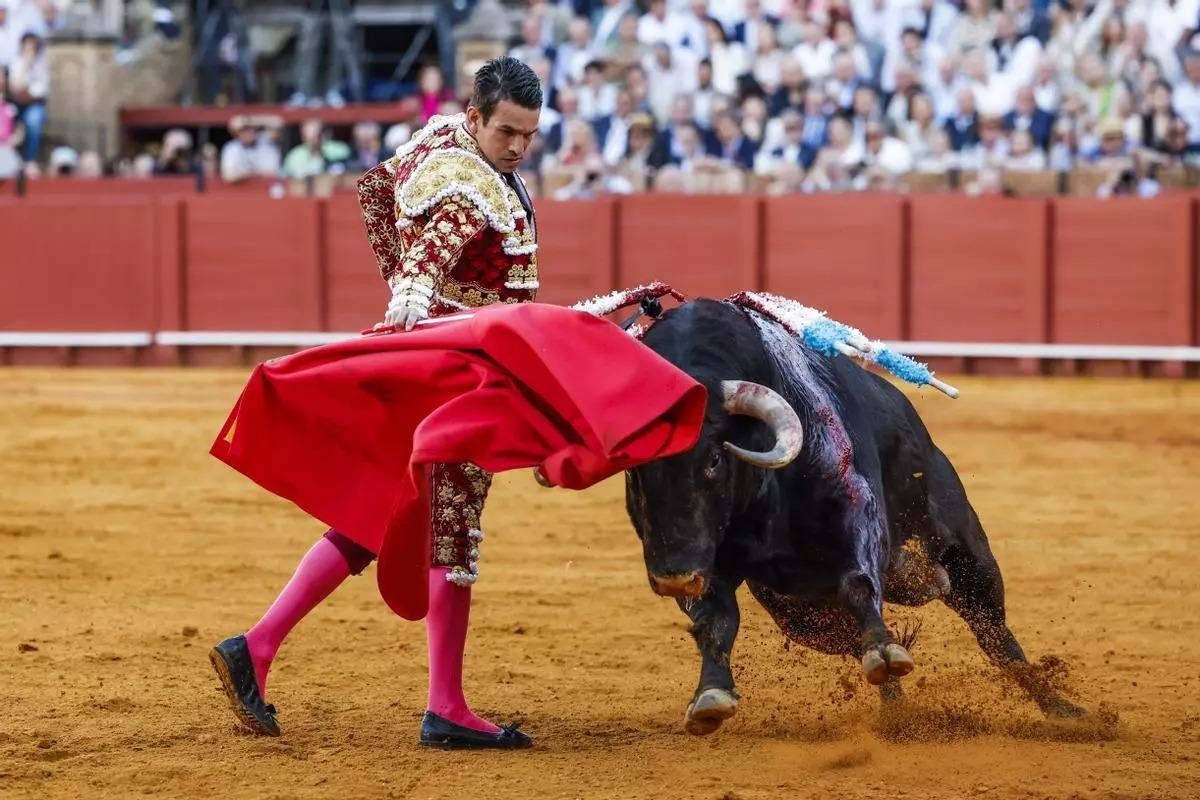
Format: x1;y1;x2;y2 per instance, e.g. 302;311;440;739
465;56;543;174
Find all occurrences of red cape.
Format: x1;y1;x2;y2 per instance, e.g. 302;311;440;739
210;303;706;620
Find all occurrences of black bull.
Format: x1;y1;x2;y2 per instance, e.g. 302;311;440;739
624;299;1085;735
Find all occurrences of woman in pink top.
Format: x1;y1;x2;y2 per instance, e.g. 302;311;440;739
417;64;456;122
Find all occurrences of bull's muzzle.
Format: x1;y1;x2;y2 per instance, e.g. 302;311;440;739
648;571;707;598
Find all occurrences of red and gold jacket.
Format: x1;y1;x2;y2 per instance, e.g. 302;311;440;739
356;113;538;317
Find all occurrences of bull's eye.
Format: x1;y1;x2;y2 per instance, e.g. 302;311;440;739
703;448;723;479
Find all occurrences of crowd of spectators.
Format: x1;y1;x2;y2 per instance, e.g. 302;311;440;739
509;0;1200;197
11;0;1200;199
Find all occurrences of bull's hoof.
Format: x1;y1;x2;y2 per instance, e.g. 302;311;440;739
684;688;738;736
862;649;889;685
862;644;915;685
883;643;914;677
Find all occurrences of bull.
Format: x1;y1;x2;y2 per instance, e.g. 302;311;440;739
624;298;1085;734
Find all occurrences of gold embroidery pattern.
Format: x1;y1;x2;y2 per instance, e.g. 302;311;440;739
397;150;516;233
398;196;488;289
430;463;493;571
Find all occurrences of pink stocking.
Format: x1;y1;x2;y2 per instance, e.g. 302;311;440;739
425;567;500;733
243;536;352;698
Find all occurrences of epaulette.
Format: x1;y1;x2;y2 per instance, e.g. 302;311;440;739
387;113;521;234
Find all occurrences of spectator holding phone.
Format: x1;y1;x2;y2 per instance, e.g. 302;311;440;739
8;31;46;163
220;114;283;182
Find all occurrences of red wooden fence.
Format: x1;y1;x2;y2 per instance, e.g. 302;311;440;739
1;187;1197;367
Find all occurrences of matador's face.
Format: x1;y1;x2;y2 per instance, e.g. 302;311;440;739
467;100;541;173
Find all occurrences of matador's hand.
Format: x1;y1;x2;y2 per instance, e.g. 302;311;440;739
384;293;431;331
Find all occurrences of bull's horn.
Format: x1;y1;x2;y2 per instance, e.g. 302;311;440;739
720;380;804;469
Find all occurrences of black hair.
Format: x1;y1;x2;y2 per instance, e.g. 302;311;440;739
704;16;729;44
470;56;543;122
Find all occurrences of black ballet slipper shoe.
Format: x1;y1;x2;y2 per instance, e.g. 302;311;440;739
209;634;280;737
418;711;532;750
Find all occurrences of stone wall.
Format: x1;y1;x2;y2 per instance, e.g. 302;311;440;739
45;33;191;158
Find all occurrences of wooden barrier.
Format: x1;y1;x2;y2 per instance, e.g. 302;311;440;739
1052;196;1195;345
181;195;324;331
0;197;159;331
535;198;618;306
615;194;762;298
17;177;198;197
324;194;388;331
1;193;1198;368
763;194;906;339
909;196;1050;343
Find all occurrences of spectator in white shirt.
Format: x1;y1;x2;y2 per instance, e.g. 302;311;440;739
734;0;779;53
643;41;698;123
958;113;1011;169
807;115;862;189
8;0;64;42
860;119;914;174
961;47;1015;115
886;64;919;128
592;0;633;52
597;88;637;165
638;0;670;45
833;19;875;82
555;16;594;89
1031;54;1061;112
510;11;553;66
1110;21;1151;87
704;15;748;95
991;11;1041;88
901;91;943;161
849;84;882;147
1172;51;1200;146
755;108;810;174
667;0;711;59
606;13;648;71
220;115;283;182
578;59;619;120
949;0;997;55
1005;128;1047;170
915;128;956;172
826;51;868;110
1131;0;1199;84
0;1;18;68
693;57;719;127
8;31;45;162
927;54;962;122
752;20;787;92
793;20;837;82
739;94;771;148
882;26;946;93
904;0;959;52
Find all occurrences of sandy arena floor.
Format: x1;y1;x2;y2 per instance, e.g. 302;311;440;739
0;369;1197;800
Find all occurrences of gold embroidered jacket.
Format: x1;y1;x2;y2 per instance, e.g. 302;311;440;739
356;113;538;316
